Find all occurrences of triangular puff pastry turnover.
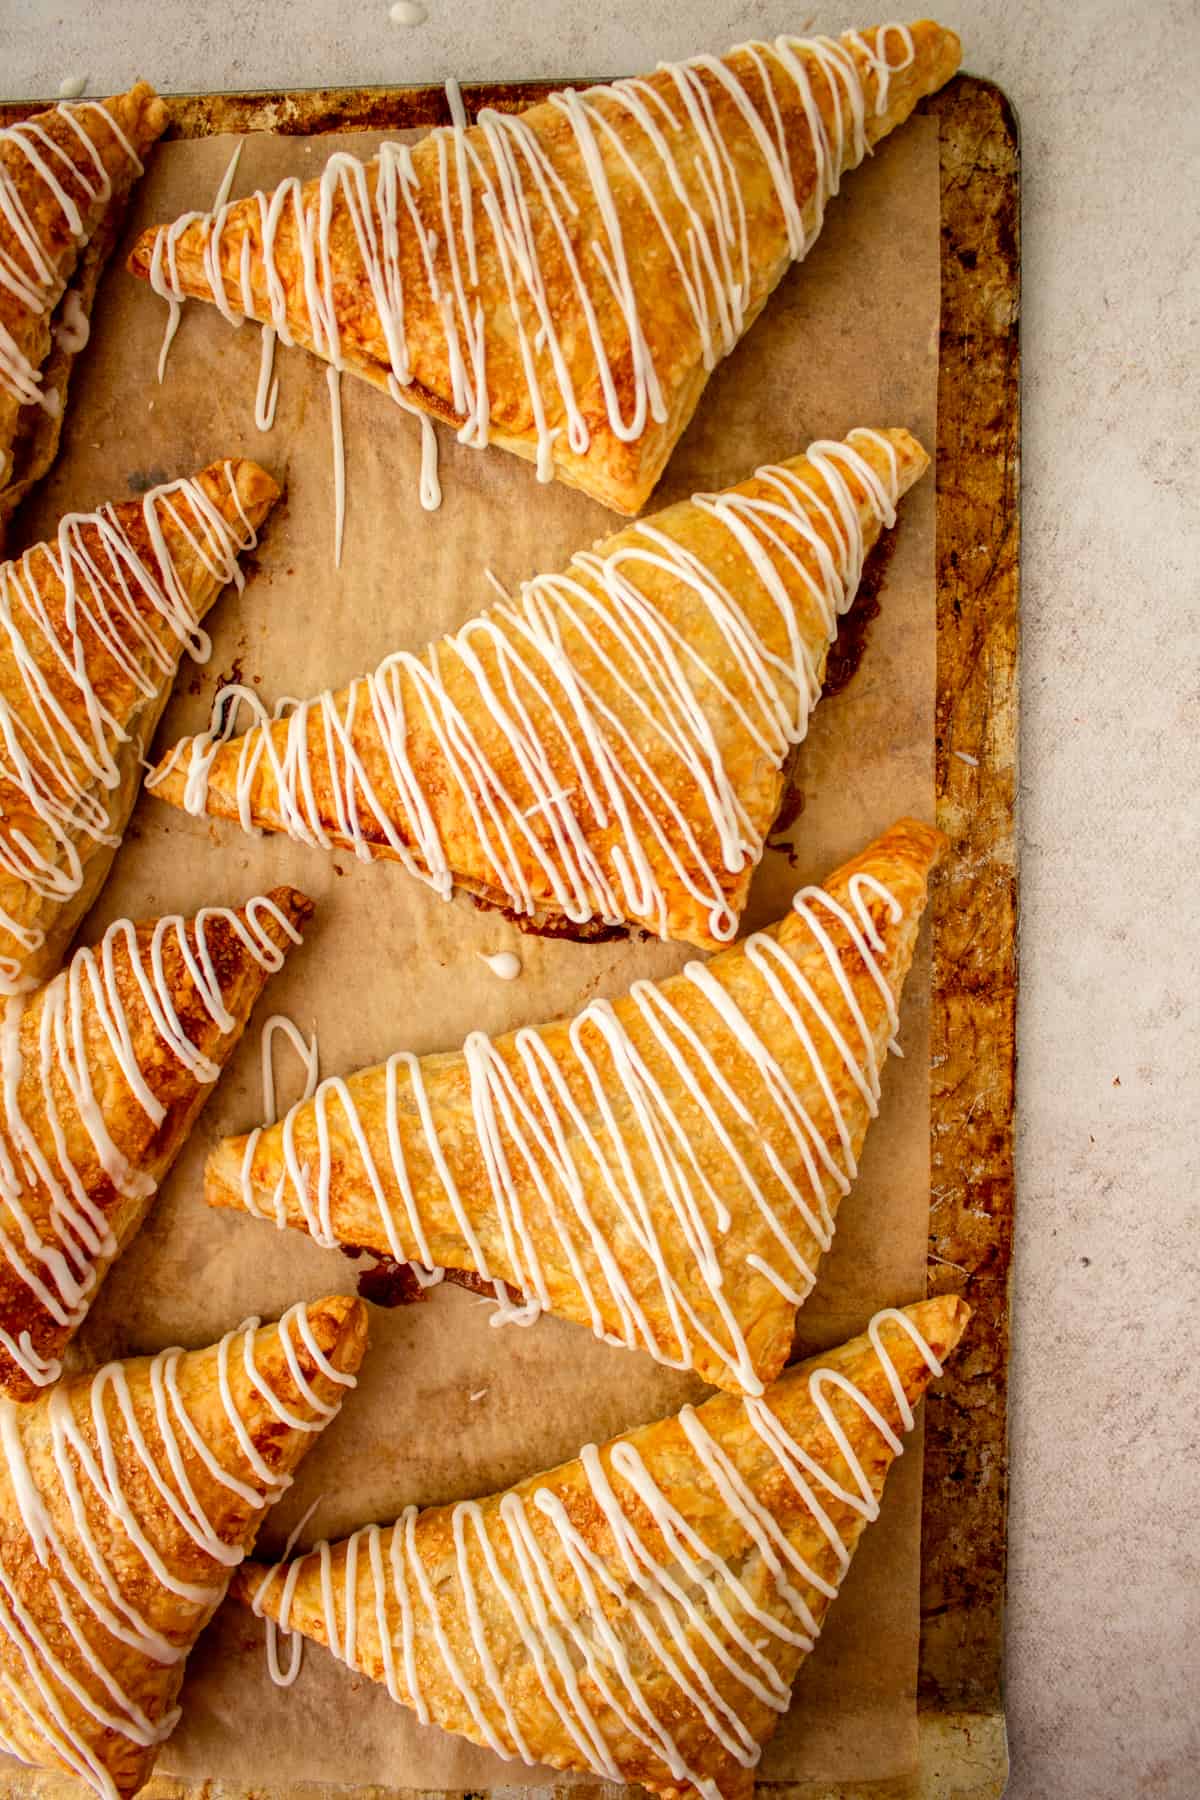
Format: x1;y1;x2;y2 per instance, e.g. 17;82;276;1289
207;821;941;1395
0;885;312;1401
0;1293;368;1798
0;458;280;994
150;428;927;951
1;84;169;540
235;1295;967;1800
127;28;958;513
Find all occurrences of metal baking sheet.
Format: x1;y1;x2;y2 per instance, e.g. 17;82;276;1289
0;69;1018;1800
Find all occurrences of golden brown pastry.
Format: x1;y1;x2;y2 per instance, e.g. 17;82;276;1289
0;458;280;993
126;27;959;514
207;820;941;1396
149;428;927;951
0;885;313;1402
236;1294;967;1800
0;1293;368;1798
1;83;169;541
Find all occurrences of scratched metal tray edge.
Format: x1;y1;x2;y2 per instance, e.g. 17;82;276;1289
0;70;1018;1800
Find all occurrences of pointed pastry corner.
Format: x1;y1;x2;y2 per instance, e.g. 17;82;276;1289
146;737;194;808
914;18;964;86
877;424;931;492
905;1290;971;1364
198;455;283;531
126;225;155;282
875;813;948;876
260;882;315;937
205;1128;255;1212
300;1292;371;1380
229;1553;280;1614
855;19;963;146
889;19;964;108
106;77;171;153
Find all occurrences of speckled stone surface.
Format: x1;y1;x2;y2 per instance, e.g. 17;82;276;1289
2;1;1198;1795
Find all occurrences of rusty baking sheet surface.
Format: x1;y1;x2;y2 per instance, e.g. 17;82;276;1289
0;70;1018;1800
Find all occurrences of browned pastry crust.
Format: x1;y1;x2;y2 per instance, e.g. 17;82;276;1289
0;884;312;1401
207;820;943;1395
0;83;169;543
0;458;280;992
234;1294;968;1800
126;30;959;513
0;1294;368;1797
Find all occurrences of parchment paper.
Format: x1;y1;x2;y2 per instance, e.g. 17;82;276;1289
10;109;940;1797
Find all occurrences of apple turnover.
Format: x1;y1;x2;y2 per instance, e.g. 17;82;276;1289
0;886;312;1401
0;1294;367;1798
1;84;168;540
127;28;958;513
207;820;941;1395
0;458;280;993
150;428;927;950
238;1295;967;1800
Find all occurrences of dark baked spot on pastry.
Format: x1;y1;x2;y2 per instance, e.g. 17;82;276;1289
464;883;641;945
342;1248;527;1312
821;524;897;700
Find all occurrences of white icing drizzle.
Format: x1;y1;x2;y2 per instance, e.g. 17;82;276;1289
139;28;916;507
240;1012;321;1242
0;895;304;1390
257;1013;320;1126
246;1010;443;1303
234;866;903;1394
327;367;347;566
210;141;244;215
0;1301;357;1798
387;380;441;510
255;327;280;430
0;100;142;412
477;951;521;981
253;1305;942;1787
150;139;244;388
0;462;264;990
152;431;901;943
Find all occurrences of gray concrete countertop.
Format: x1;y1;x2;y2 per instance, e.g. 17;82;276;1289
2;1;1197;1795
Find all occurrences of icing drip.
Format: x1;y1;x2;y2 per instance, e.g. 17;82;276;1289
0;462;263;989
387;379;441;510
0;101;142;410
0;896;304;1390
327;367;347;566
152;431;901;943
252;1306;941;1786
53;289;90;354
255;327;280;430
477;951;521;981
234;867;902;1394
140;28;915;505
0;1302;357;1798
